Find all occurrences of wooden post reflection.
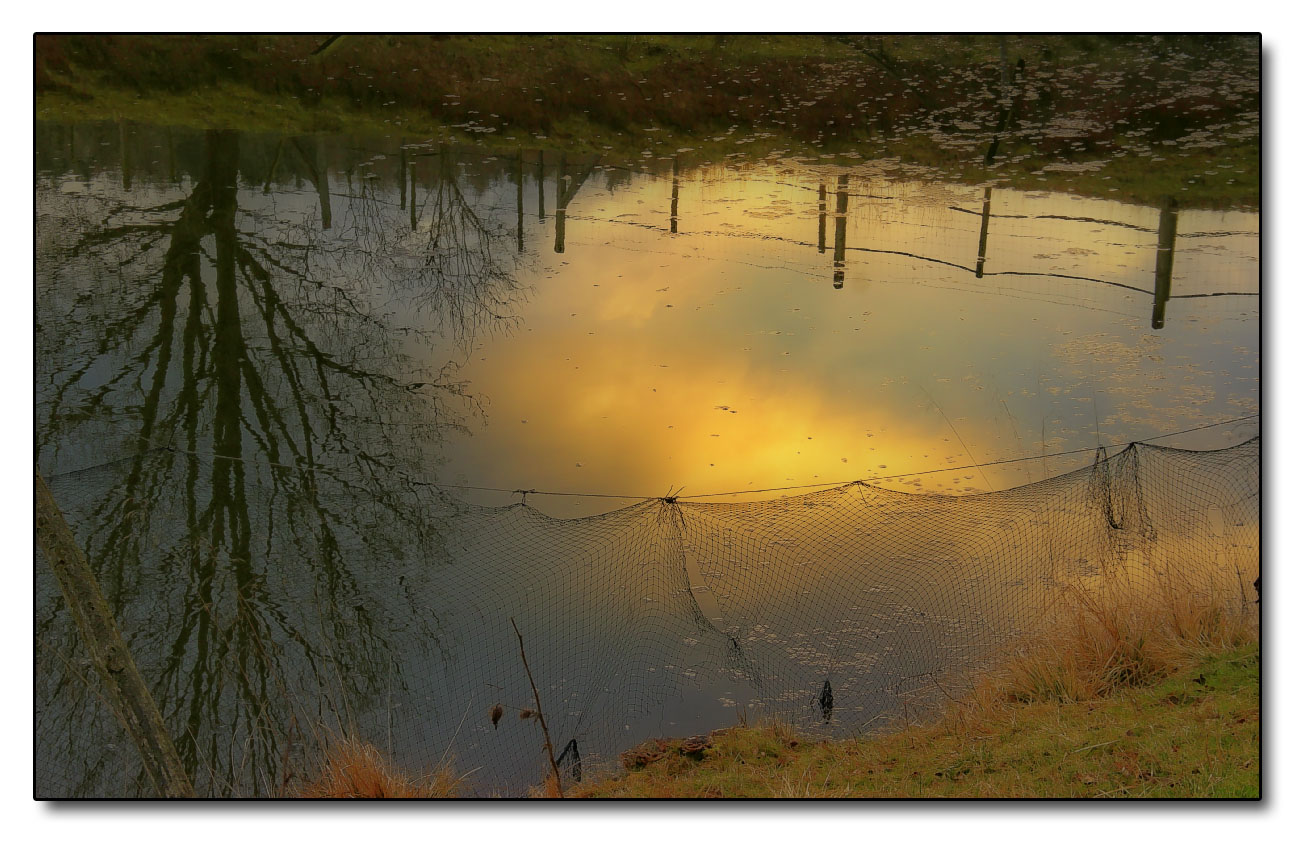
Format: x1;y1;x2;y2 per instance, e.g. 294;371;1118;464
553;154;597;254
670;158;680;234
516;148;525;253
818;183;827;253
313;138;332;230
119;121;132;191
984;53;1026;167
409;160;417;231
1152;197;1178;329
167;127;178;185
398;143;407;209
536;150;546;220
555;153;567;253
833;174;848;288
975;187;992;278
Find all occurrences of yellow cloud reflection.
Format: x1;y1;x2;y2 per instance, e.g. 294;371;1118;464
434;163;1258;516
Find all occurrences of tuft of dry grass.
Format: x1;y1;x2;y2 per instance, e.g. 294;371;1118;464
912;570;1259;747
527;773;564;799
295;735;462;799
985;578;1257;709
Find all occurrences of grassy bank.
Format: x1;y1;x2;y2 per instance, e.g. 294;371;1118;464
573;644;1258;798
35;34;1259;208
572;584;1260;799
293;583;1259;799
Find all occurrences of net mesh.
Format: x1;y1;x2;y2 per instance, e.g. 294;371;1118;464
35;436;1259;798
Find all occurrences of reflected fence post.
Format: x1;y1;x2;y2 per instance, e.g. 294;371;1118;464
167;127;178;185
517;148;525;253
976;187;992;278
1152;197;1178;329
536;150;546;220
554;153;597;255
833;174;848;288
119;121;132;192
409;159;417;231
670;158;680;234
555;153;567;253
984;45;1026;167
818;183;827;253
399;142;407;209
313;138;332;230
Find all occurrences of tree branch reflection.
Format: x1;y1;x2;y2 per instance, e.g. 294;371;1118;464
36;128;528;795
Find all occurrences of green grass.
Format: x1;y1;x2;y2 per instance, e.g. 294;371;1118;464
572;643;1259;798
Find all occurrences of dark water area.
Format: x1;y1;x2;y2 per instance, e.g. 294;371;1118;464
34;121;1259;796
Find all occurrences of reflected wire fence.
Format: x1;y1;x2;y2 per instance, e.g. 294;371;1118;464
35;424;1259;798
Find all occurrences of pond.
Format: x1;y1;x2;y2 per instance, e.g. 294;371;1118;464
34;122;1259;796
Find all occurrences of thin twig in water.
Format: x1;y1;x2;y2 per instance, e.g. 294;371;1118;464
510;617;564;797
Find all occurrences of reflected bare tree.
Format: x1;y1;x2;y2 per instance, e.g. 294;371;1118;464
401;147;526;345
35;129;526;795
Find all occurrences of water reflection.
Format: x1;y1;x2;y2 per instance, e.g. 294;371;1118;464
36;125;525;794
833;173;849;288
35;121;1259;795
1152;198;1178;329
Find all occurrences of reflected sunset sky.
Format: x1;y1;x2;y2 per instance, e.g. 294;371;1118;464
425;159;1258;515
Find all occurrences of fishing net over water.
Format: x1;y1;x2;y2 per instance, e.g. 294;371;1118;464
35;436;1259;797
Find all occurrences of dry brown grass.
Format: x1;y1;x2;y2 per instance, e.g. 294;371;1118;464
527;773;564;799
976;576;1256;711
295;735;462;799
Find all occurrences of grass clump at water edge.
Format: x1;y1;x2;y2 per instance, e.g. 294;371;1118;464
294;734;464;799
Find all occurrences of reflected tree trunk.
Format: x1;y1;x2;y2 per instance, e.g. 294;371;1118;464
262;138;284;195
35;126;517;795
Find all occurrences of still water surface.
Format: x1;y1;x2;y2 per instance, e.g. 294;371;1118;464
37;125;1259;507
34;123;1259;795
